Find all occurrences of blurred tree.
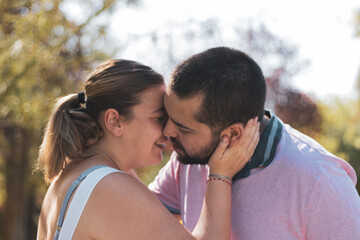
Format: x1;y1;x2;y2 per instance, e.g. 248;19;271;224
120;19;309;81
356;9;360;97
0;0;130;239
318;99;360;194
266;68;322;137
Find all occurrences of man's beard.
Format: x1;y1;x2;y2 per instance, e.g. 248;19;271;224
170;134;220;165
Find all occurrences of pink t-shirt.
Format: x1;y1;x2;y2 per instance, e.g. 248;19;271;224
149;121;360;239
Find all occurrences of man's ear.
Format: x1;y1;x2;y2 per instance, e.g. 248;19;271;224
220;123;244;147
103;108;125;137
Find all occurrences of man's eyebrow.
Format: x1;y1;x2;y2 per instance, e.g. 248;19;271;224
170;118;194;131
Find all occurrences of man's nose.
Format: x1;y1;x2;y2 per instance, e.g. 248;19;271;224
163;120;177;138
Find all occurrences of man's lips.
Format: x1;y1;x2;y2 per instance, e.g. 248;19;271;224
170;141;184;153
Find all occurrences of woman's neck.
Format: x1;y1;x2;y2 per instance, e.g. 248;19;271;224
83;142;131;172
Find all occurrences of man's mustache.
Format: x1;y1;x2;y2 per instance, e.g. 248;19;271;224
170;137;183;150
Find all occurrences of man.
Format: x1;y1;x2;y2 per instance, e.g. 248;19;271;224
149;47;360;239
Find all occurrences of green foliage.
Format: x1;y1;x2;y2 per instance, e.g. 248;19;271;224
136;151;171;186
0;0;117;131
355;9;360;97
0;0;118;239
317;98;360;193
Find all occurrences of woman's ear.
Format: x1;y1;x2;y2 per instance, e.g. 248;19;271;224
220;123;244;147
103;108;124;137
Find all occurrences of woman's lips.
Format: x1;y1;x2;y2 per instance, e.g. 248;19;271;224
155;142;166;150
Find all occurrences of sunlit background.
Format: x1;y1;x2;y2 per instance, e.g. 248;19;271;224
0;0;359;239
62;0;360;99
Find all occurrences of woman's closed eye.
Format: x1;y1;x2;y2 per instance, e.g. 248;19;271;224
156;115;165;121
154;112;168;123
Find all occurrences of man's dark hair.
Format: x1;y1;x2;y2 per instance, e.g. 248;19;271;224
169;47;266;132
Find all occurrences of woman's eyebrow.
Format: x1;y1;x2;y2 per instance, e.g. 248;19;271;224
151;107;165;114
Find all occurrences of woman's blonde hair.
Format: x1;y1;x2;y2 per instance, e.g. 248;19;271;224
37;60;164;183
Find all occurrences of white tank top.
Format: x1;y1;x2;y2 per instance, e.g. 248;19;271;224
53;166;124;240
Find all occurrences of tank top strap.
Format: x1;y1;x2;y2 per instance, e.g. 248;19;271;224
54;165;124;240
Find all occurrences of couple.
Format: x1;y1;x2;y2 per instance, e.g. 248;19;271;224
36;47;360;239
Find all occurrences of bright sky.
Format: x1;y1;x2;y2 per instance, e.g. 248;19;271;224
109;0;360;101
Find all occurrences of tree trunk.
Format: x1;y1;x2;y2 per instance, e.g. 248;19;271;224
2;125;32;240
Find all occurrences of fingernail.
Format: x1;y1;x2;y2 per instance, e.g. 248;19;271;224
222;136;229;143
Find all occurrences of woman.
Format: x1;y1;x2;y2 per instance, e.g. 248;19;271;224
36;59;260;240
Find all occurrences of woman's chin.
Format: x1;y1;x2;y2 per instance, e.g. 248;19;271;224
151;153;163;166
141;153;164;168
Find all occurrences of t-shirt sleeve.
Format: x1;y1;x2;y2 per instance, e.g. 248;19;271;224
148;152;181;215
304;170;360;240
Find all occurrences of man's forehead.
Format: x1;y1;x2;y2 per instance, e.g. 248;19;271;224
164;91;203;125
164;90;203;112
164;90;214;134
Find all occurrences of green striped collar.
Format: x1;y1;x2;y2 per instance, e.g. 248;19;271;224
233;110;283;181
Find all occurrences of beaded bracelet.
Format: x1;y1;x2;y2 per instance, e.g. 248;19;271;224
208;174;233;183
206;177;232;186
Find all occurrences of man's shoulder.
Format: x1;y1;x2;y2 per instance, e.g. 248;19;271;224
276;124;356;184
279;123;338;163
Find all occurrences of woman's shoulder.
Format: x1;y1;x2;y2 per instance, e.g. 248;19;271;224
95;169;148;197
75;169;171;239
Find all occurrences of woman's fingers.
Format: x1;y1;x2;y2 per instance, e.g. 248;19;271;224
245;121;260;157
244;117;258;146
233;117;259;154
208;117;260;178
229;117;259;163
210;136;229;161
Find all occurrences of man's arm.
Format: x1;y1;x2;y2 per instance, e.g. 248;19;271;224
148;152;182;216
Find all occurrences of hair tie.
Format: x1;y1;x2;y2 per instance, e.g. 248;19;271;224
78;92;86;104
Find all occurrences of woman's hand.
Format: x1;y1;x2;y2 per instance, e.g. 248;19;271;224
208;117;260;179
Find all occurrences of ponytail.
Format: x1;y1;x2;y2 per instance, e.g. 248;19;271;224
37;59;164;183
37;94;101;183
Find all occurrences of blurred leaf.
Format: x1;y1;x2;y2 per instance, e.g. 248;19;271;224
317;98;360;193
